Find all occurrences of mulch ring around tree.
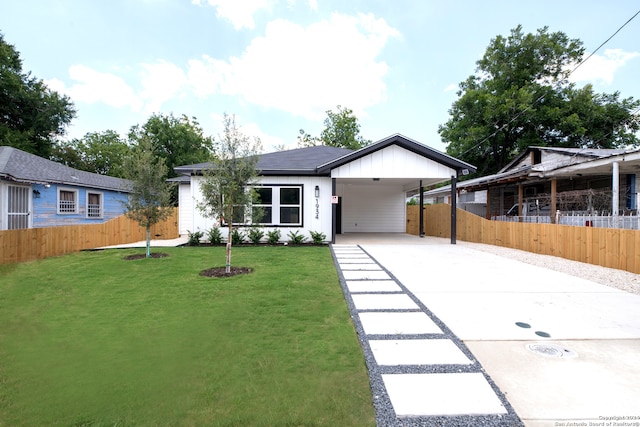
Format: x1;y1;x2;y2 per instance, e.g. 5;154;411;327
123;253;170;260
200;266;253;278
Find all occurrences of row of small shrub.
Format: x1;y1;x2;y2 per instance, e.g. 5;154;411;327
187;227;326;246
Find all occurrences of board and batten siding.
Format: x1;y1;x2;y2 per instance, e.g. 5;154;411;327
177;183;193;235
330;144;454;181
188;175;333;241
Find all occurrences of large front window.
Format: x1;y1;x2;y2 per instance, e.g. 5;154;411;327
87;191;103;218
231;185;302;226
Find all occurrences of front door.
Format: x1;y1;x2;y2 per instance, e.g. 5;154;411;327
7;185;31;229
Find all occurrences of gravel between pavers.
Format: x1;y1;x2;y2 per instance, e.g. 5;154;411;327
332;246;525;427
458;241;640;296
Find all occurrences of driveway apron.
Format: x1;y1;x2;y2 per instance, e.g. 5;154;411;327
332;238;640;427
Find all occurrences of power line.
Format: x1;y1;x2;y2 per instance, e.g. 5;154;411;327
460;8;640;157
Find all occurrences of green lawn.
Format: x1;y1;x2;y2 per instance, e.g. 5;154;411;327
0;246;375;426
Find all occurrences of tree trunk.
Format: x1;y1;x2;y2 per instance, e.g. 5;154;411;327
226;222;232;273
146;227;151;258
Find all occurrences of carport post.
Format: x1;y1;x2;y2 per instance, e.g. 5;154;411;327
450;175;457;244
331;178;337;244
419;180;424;237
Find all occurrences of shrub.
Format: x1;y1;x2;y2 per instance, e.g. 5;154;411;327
247;226;265;245
287;230;307;245
309;230;326;245
267;229;281;245
187;230;204;246
207;226;223;245
231;228;247;245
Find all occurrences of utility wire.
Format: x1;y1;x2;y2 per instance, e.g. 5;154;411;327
460;8;640;157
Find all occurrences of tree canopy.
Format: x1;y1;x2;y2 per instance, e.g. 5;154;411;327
128;113;214;179
0;33;76;157
439;25;640;176
50;130;131;178
298;105;370;150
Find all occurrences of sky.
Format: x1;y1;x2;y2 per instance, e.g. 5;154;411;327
1;0;639;154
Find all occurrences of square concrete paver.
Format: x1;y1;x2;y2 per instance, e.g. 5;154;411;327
338;263;381;270
338;258;376;264
335;254;371;260
352;294;418;310
346;280;401;293
382;373;507;416
342;270;392;280
359;312;442;335
370;339;473;365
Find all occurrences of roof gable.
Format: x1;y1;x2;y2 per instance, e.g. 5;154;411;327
317;134;476;175
0;146;130;191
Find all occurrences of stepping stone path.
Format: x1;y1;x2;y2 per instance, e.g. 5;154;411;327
332;245;523;426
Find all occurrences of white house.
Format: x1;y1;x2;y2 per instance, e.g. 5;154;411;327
173;134;475;243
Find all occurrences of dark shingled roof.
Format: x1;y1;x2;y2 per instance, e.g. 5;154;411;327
174;145;354;176
0;146;131;191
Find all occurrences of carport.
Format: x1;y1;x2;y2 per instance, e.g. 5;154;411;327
317;134;476;243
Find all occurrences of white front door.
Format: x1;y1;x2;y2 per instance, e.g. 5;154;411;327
7;185;31;229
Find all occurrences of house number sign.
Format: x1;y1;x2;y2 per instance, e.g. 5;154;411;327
315;198;319;219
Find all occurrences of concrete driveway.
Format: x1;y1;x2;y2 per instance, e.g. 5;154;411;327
334;233;640;426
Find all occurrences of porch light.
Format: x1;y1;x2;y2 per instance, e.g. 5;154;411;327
315;185;320;198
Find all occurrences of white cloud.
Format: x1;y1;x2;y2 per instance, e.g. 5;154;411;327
187;13;400;120
139;61;188;113
197;0;272;30
569;48;640;85
53;65;144;111
443;83;457;93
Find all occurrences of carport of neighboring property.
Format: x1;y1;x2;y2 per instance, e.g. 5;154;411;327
358;237;640;426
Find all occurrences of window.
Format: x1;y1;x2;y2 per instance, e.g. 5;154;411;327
251;185;302;226
58;188;78;214
253;187;272;224
279;187;300;224
222;185;303;226
87;191;103;218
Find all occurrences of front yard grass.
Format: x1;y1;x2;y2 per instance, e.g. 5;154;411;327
0;246;374;426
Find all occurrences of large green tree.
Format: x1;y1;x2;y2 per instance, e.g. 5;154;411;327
50;130;131;178
121;137;176;258
439;26;640;176
298;105;370;150
0;33;76;157
197;114;262;273
128;113;213;179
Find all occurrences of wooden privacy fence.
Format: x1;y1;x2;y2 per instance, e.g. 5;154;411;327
407;204;640;274
0;208;179;265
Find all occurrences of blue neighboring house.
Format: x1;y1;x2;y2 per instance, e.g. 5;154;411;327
0;146;131;230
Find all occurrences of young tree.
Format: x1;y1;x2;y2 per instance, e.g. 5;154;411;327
297;105;370;149
439;26;640;176
0;33;76;157
121;137;176;258
197;114;262;273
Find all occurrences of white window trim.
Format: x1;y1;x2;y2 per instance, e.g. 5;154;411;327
86;191;103;218
57;187;79;215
